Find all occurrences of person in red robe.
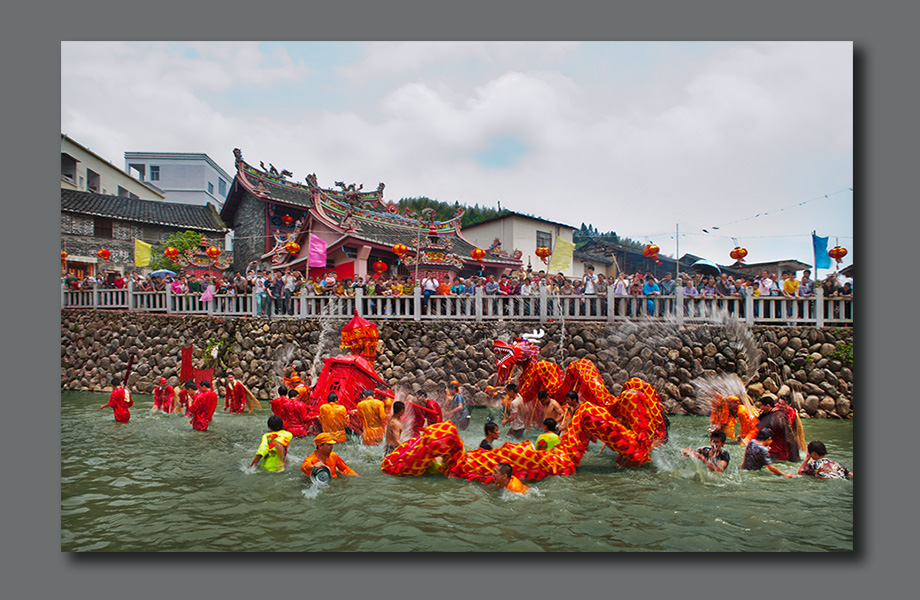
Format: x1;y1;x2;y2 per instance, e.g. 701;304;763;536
177;381;195;416
281;388;310;437
224;373;246;414
409;391;441;436
99;377;133;423
188;380;218;431
152;377;175;413
270;386;288;417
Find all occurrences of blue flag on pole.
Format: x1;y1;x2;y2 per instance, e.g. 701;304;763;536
812;233;831;269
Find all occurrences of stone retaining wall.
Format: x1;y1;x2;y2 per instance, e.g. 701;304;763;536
60;311;853;418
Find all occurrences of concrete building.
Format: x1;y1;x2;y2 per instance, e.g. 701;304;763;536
124;152;233;209
461;211;577;276
61;134;165;201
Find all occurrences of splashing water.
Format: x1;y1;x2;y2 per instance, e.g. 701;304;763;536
310;300;347;380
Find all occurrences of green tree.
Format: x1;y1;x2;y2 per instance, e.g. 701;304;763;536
149;230;209;271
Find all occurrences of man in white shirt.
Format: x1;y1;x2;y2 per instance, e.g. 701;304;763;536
583;266;597;295
420;270;438;311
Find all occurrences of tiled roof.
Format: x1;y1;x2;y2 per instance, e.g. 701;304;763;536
61;189;227;233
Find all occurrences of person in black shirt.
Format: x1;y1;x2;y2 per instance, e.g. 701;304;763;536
479;421;500;450
681;430;731;473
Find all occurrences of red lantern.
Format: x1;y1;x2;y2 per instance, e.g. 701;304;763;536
643;244;661;265
97;248;111;262
535;246;551;265
206;246;221;259
471;248;486;262
730;246;748;269
285;241;301;255
61;250;68;262
281;214;294;227
828;246;847;264
372;260;388;273
164;246;179;261
393;243;408;257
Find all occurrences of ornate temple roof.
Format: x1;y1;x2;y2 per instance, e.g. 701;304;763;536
221;148;522;268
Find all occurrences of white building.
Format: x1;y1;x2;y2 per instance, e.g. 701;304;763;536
462;211;578;277
61;134;165;201
124;152;232;209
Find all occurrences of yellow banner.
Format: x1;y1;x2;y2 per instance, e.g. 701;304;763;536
547;236;574;273
134;239;152;267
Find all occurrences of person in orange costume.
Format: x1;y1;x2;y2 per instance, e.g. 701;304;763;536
318;392;350;442
188;380;218;432
492;462;529;494
99;377;133;423
356;389;388;446
300;432;358;478
224;373;246;414
710;394;759;445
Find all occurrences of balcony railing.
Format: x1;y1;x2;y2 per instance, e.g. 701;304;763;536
62;283;853;326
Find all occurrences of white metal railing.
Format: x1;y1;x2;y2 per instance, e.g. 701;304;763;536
62;282;852;326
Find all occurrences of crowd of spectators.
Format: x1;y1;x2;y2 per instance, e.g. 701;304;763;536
65;262;852;320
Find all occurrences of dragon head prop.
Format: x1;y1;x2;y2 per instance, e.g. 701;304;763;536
493;329;544;385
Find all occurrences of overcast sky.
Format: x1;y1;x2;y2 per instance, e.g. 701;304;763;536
61;41;853;271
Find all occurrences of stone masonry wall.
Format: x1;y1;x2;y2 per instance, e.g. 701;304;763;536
61;311;853;419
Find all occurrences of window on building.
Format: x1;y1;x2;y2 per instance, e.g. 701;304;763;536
208;182;214;195
150;166;160;181
536;230;552;250
86;169;100;193
94;217;113;239
218;179;226;196
61;153;77;183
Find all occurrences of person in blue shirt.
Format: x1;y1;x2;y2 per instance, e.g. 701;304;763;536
642;273;661;315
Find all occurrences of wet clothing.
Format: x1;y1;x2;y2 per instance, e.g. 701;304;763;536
224;381;246;413
300;451;357;478
757;407;800;462
356;398;388;446
508;427;525;440
506;476;530;494
105;388;133;423
536;432;561;452
448;393;470;431
741;440;772;471
318;403;349;442
383;444;397;456
281;399;310;437
188;390;218;431
153;385;175;413
696;446;731;469
479;439;494;450
800;458;851;479
178;389;193;416
256;430;293;472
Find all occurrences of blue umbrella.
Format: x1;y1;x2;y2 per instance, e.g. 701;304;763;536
690;259;721;276
150;269;177;278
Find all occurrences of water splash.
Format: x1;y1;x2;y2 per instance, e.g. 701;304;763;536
309;299;348;379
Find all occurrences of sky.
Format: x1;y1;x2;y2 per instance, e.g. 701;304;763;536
61;41;853;271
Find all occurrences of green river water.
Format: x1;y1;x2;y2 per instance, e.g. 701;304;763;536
62;390;853;552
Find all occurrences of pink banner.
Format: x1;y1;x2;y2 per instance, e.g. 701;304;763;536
308;235;327;268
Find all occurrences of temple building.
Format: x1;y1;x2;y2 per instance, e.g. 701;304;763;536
219;148;522;280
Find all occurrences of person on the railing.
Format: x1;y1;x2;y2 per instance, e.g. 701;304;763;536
701;276;717;297
798;269;815;297
643;272;661;314
821;273;840;297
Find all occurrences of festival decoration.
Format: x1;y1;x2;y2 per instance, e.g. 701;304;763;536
642;243;661;265
281;214;294;227
164;246;180;261
284;241;301;255
535;246;551;265
340;309;379;361
61;250;68;262
730;246;748;269
97;248;111;262
471;248;486;262
829;246;848;265
206;246;221;260
372;260;388;274
380;334;668;480
392;243;408;257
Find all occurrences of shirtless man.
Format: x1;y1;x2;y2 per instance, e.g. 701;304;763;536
383;401;405;456
538;390;565;424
